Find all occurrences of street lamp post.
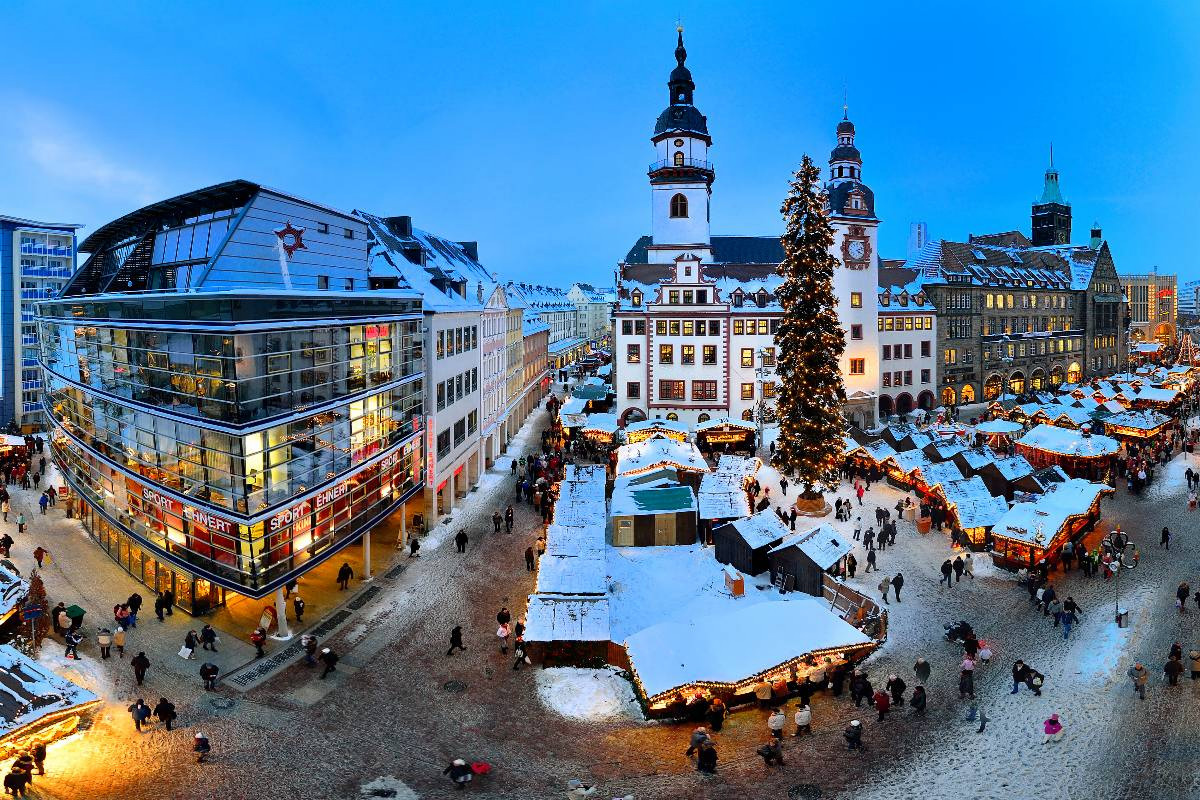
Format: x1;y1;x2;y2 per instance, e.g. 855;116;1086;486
1102;529;1139;625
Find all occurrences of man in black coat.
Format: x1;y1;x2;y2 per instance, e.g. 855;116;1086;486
132;651;151;685
505;505;515;533
891;572;905;602
492;511;502;533
200;662;219;690
940;559;953;587
318;647;339;679
1011;660;1030;694
336;562;354;590
454;530;469;553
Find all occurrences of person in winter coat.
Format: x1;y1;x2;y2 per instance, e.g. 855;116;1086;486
891;572;904;602
3;767;29;796
844;719;864;750
301;634;319;666
1165;656;1185;686
525;546;536;571
336;562;354;590
952;556;965;582
792;702;812;736
865;549;877;573
292;596;305;624
444;757;474;789
1042;713;1063;744
154;698;177;731
30;742;45;776
454;530;469;553
154;592;168;621
878;576;891;605
756;739;784;767
512;636;528;670
200;662;219;690
1039;585;1057;616
940;559;953;587
910;686;927;715
767;708;786;739
1189;650;1200;681
959;668;975;700
846;553;858;578
492;511;503;533
408;537;420;558
113;626;126;658
96;628;112;659
496;622;511;654
182;630;198;659
696;739;718;773
250;627;266;659
706;698;727;732
200;624;218;652
1059;606;1079;640
128;699;151;732
886;674;907;705
872;688;890;721
914;657;931;682
446;625;466;656
131;652;150;685
964;553;975;579
318;647;339;679
63;629;82;659
685;727;709;757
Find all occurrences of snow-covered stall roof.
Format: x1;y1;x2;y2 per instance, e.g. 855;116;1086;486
849;439;898;463
524;595;610;643
1017;424;1120;457
697;456;758;520
920;460;965;488
890;449;932;475
974;420;1023;435
536;554;608;596
1103;409;1172;433
1132;386;1179;404
610;484;696;517
545;524;606;557
993;454;1035;481
625;418;690;437
581;413;618;434
767;523;852;569
721;509;789;550
991;479;1113;546
924;441;966;462
0;644;99;738
560;397;588;417
1135;342;1163;354
695;416;755;433
616;435;709;476
941;477;1009;530
624;598;873;702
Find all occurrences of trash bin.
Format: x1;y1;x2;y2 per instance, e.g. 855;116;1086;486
1116;608;1130;627
916;517;932;534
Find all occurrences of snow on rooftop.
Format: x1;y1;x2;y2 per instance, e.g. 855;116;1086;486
697;456;758;520
974;420;1023;435
991;479;1112;546
580;413;617;434
1103;409;1172;432
0;644;99;734
993;454;1034;481
610;484;697;517
941;477;1009;530
720;509;789;550
694;416;755;433
624;598;872;701
615;435;709;476
625;418;691;436
524;595;610;642
767;523;852;568
1017;424;1120;457
920;460;965;488
536;554;608;596
1133;386;1179;403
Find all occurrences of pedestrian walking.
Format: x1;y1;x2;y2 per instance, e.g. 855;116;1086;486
940;559;953;587
15;513;24;534
964;553;974;579
696;740;718;773
853;517;862;541
336;562;353;590
446;625;466;655
891;572;904;602
1177;582;1191;613
909;685;928;715
3;766;29;796
846;553;857;578
318;647;339;679
37;494;47;515
878;576;891;605
181;630;198;659
512;636;529;670
844;719;864;751
113;626;126;658
767;707;786;740
757;738;785;767
200;662;219;690
505;505;515;533
32;547;45;569
163;588;174;615
1042;713;1063;744
873;688;890;721
132;651;150;685
865;549;877;573
886;674;907;705
792;702;812;736
1161;527;1171;549
292;595;304;623
154;592;167;621
301;634;318;666
408;536;420;558
30;742;45;776
914;657;931;683
454;530;469;553
492;511;502;533
1165;655;1185;686
128;699;151;732
154;698;177;731
126;592;142;627
959;667;975;700
685;726;709;757
97;627;112;659
952;556;965;582
1128;663;1148;700
1060;607;1079;640
497;621;511;654
193;732;211;763
250;627;266;659
63;630;81;659
1189;649;1200;680
2;500;9;522
525;546;536;571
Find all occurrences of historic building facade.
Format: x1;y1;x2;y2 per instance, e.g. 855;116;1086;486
875;263;939;417
613;31;881;429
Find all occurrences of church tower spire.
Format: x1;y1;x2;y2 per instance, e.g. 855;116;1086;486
1032;146;1072;245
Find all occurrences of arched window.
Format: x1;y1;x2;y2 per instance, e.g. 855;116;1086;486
697;413;711;423
741;409;754;421
670;193;689;218
960;384;976;404
984;374;1003;401
666;412;679;421
1067;362;1082;383
1050;366;1064;386
1008;371;1025;396
941;387;957;407
631;290;643;307
673;151;685;166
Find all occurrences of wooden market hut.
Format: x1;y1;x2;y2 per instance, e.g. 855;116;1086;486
614;434;710;489
953;449;1042;500
694;416;757;454
610;481;698;546
766;524;853;596
939;476;1010;548
1101;409;1173;445
1014;424;1119;482
989;478;1114;570
713;510;788;576
624;418;690;443
697;456;759;543
0;644;100;760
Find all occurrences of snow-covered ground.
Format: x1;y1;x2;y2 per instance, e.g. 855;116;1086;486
535;666;643;722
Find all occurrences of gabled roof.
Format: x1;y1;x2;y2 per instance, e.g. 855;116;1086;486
624;235;784;265
719;509;789;550
768;523;852;569
902;238;1107;291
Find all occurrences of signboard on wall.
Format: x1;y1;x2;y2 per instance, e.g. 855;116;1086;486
425;414;437;488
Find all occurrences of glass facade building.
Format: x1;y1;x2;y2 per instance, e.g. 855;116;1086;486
39;182;426;613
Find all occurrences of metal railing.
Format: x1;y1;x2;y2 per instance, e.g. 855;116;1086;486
648;157;714;172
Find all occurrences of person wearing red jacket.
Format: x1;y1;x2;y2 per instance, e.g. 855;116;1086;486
873;688;890;721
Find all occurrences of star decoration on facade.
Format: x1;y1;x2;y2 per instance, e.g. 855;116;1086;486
275;222;307;258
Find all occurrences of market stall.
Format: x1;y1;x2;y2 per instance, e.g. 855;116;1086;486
1101;409;1173;445
989;478;1113;570
697;456;759;543
767;524;853;596
694;417;757;455
615;434;709;487
610;476;698;546
580;413;618;446
973;419;1023;451
0;644;100;760
624;418;690;444
939;476;1010;547
1014;424;1119;482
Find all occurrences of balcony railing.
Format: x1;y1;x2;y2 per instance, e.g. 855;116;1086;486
648;157;714;173
20;244;73;257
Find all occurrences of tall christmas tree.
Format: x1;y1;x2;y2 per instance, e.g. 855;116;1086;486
773;154;847;497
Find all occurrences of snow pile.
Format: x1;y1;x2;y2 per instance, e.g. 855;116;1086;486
535;667;643;722
358;776;419;800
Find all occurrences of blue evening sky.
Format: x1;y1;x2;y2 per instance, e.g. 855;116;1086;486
2;1;1196;285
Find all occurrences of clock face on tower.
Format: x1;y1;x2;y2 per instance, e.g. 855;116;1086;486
841;230;871;270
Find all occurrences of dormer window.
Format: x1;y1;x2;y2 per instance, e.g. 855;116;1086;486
631;290;643;307
670;193;689;218
879;293;889;307
756;289;768;308
732;290;744;307
674;151;685;166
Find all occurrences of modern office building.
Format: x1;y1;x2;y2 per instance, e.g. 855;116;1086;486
1180;279;1200;319
1;216;81;431
39;181;425;616
1119;268;1177;346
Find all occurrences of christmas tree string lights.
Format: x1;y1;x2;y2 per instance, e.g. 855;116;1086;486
774;155;847;497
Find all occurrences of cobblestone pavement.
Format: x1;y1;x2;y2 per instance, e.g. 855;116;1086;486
14;410;1200;800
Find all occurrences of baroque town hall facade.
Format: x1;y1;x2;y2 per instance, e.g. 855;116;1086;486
614;31;882;429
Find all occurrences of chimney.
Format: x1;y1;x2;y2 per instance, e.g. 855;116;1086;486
385;216;413;237
1090;221;1102;249
477;282;484;303
458;241;479;261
